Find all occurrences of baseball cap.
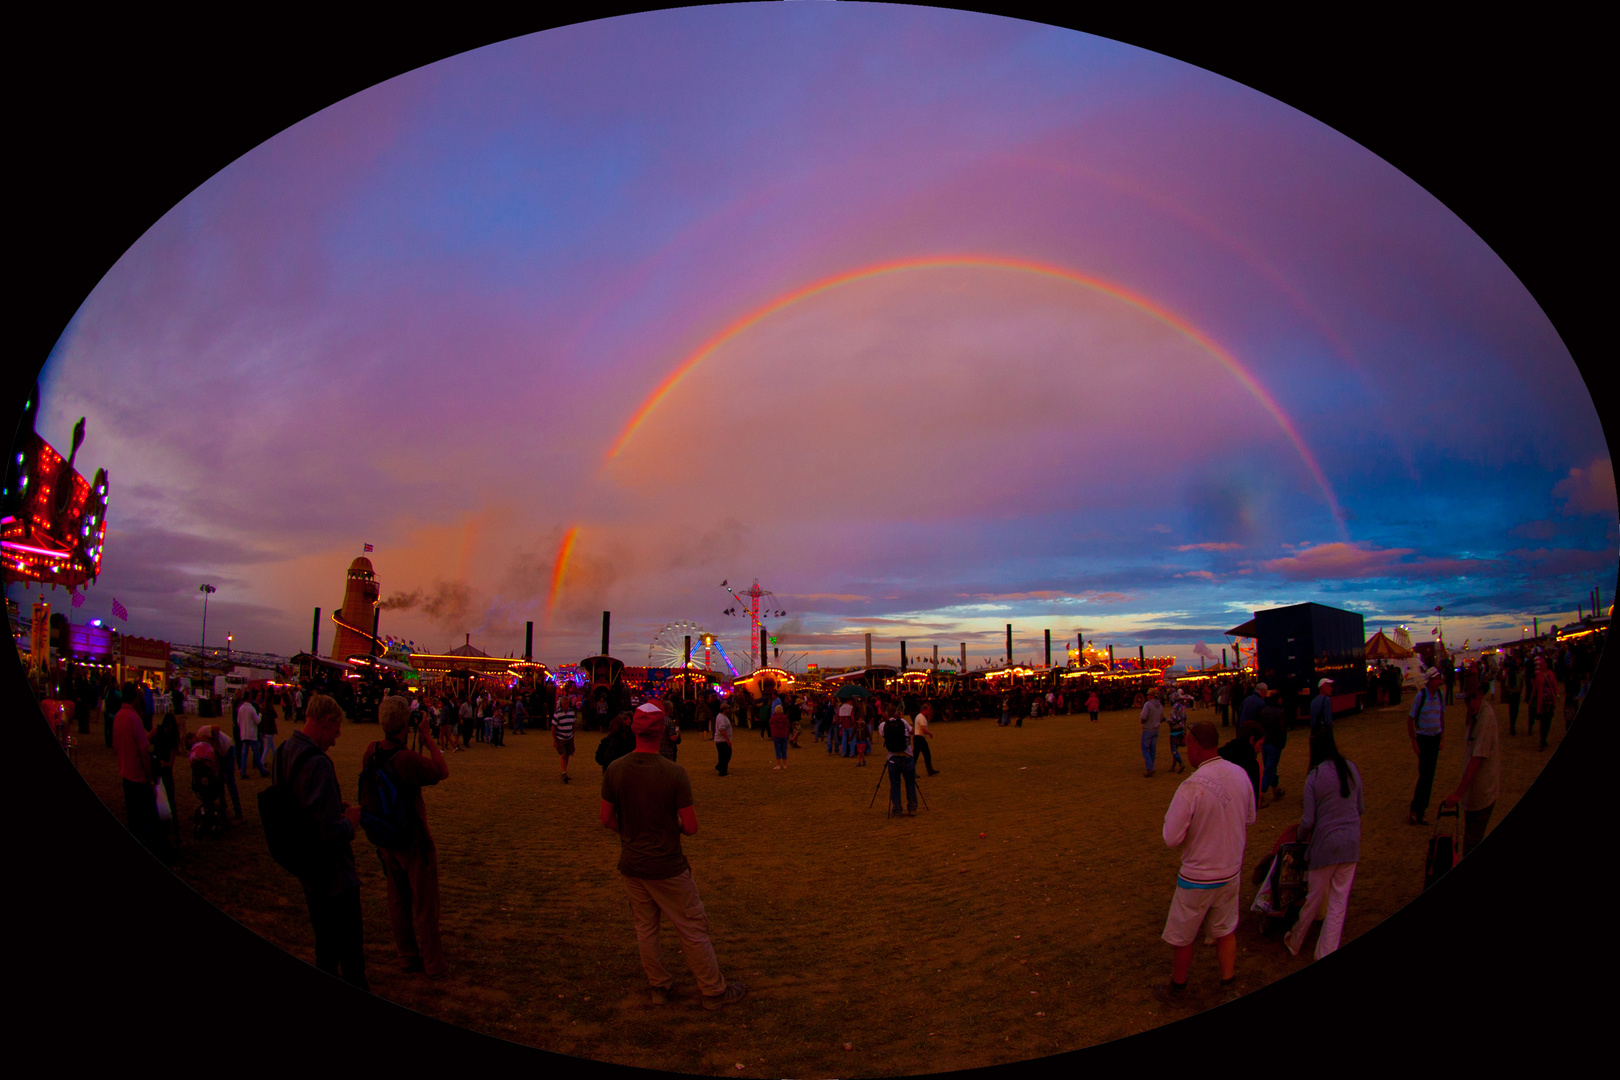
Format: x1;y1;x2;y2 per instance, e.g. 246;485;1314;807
1318;677;1334;688
631;703;666;735
1424;667;1441;680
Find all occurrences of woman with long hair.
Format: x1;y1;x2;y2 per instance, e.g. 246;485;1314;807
1285;726;1364;960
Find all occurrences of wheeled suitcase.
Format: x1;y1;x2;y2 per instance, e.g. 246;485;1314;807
1423;804;1460;890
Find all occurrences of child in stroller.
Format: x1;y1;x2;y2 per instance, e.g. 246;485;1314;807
188;738;230;840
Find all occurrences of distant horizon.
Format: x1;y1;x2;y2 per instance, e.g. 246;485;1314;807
13;572;1600;673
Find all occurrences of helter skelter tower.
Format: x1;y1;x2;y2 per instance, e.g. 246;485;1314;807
719;578;787;672
331;556;381;661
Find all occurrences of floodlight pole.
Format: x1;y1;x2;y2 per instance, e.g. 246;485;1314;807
199;584;216;651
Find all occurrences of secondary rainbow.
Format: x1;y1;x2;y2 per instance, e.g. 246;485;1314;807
604;254;1346;535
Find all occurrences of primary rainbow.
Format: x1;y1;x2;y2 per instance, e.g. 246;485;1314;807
547;525;578;617
603;254;1346;534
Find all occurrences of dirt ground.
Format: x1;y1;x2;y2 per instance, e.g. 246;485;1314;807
69;690;1562;1075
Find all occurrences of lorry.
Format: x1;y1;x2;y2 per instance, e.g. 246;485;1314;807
1233;602;1367;719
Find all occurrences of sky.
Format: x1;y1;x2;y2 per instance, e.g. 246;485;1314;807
16;4;1615;671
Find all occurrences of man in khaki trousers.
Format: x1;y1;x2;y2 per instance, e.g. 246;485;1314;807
601;703;747;1010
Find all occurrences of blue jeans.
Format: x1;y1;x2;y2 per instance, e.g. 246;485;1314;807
219;759;241;815
241;738;266;777
1141;729;1158;772
773;736;788;758
841;729;855;757
1262;743;1281;792
260;734;275;771
887;754;917;812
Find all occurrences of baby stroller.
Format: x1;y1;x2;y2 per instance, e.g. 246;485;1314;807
1250;824;1309;935
188;741;230;840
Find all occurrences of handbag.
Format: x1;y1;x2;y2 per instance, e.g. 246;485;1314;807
153;779;172;823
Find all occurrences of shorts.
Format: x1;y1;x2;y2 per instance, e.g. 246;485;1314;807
1162;878;1240;947
554;737;575;756
855;742;869;754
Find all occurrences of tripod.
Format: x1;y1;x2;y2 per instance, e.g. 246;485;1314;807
868;755;929;811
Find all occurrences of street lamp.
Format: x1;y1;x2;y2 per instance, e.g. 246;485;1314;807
199;584;215;650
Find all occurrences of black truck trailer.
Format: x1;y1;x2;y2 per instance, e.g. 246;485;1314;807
1240;602;1366;718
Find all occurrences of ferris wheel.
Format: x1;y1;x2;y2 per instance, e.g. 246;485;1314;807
649;621;718;670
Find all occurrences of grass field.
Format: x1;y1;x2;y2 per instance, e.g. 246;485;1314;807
71;693;1562;1075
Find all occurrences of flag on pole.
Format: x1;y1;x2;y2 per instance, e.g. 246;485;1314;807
364;543;374;552
110;598;128;621
70;590;84;608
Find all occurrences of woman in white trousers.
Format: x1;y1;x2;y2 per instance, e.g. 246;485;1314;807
1286;727;1364;959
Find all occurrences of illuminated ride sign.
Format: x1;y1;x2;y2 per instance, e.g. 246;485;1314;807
1;386;108;591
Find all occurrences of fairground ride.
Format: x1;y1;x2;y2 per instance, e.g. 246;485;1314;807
718;579;787;672
2;385;109;596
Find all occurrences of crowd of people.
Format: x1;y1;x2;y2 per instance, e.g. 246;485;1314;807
1148;629;1605;1001
38;620;1604;1011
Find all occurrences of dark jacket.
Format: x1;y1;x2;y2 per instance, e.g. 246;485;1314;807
595;726;636;771
274;731;358;896
1239;693;1265;729
1259;704;1286;749
1218;737;1262;807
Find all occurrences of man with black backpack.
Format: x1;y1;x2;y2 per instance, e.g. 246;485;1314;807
361;695;449;978
881;708;918;817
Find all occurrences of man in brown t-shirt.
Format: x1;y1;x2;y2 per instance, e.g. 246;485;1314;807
364;695;450;977
601;702;746;1010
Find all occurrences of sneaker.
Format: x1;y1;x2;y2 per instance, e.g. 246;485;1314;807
1219;979;1241;1003
701;981;747;1010
1284;933;1302;958
649;986;669;1005
905;809;917;817
1151;981;1188;1006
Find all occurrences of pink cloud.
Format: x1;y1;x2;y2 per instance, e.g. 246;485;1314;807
1554;458;1617;515
961;589;1087;601
1174;570;1216;579
1261;542;1412;578
1175;542;1242;551
1261;542;1496;581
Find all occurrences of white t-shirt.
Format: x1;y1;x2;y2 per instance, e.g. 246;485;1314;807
713;713;733;743
1163;757;1255;883
1462;701;1501;812
236;702;260;741
837;703;854;722
913;712;930;738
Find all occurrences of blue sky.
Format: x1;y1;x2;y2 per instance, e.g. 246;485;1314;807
16;5;1613;668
